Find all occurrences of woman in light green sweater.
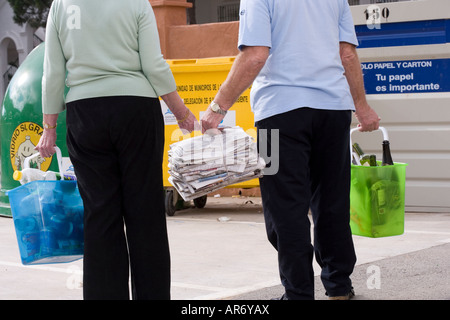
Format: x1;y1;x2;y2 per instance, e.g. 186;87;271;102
36;0;197;300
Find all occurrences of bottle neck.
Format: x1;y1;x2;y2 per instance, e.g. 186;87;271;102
382;140;394;165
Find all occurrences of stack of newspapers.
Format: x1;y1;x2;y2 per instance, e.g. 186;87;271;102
168;126;266;201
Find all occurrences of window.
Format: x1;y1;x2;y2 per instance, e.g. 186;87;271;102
217;2;240;22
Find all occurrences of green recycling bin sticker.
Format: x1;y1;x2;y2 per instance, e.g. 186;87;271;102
9;121;53;172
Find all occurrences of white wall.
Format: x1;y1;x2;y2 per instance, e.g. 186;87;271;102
351;0;450;211
0;0;36;101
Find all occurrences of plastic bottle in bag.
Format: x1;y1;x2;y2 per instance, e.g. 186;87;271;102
13;168;58;184
13;169;74;184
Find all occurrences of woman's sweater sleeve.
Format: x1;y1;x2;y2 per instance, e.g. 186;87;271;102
137;2;176;96
42;2;67;114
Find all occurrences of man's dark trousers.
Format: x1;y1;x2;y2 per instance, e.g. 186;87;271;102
66;96;170;300
257;107;356;300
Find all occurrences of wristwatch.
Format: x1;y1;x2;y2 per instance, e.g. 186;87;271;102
209;101;227;116
43;123;57;129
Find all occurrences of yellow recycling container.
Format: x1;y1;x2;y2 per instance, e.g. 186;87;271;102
163;57;259;214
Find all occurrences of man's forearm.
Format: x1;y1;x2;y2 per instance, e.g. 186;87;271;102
214;46;269;110
340;42;368;108
340;42;380;131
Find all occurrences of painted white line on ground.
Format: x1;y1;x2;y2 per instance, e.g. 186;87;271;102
168;217;265;225
0;261;259;297
0;260;81;274
191;279;280;300
171;282;225;292
405;230;450;236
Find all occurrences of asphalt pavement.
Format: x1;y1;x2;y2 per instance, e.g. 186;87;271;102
0;196;449;300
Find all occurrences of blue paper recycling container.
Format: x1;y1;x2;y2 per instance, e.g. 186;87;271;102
7;180;84;265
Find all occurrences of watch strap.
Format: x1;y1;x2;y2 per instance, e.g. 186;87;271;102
43;123;57;129
210;102;227;116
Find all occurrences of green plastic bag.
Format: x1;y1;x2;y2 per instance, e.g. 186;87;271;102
349;127;407;238
350;162;407;237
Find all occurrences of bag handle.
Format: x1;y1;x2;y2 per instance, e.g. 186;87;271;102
350;127;389;165
23;146;64;178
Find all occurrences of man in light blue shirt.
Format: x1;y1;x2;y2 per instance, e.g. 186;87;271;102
201;0;380;300
239;0;359;122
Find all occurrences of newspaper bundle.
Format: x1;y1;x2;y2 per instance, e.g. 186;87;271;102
168;126;266;201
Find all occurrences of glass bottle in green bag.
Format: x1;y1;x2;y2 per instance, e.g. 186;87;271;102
382;140;394;166
352;143;378;166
